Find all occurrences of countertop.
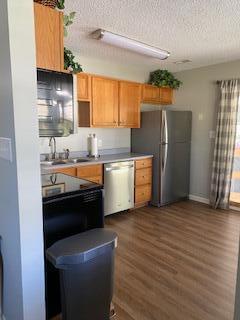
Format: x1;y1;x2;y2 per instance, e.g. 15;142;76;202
41;152;153;173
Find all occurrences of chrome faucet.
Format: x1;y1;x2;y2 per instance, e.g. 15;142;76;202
63;148;70;159
49;137;57;160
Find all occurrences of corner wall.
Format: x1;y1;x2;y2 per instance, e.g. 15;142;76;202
0;1;45;319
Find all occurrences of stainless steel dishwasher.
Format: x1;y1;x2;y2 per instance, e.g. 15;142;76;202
104;161;134;216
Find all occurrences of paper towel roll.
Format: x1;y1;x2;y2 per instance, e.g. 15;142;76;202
87;134;92;155
91;134;98;157
87;133;98;157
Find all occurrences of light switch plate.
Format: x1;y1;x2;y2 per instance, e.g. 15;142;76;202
0;137;13;162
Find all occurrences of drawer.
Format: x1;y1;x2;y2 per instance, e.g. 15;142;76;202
135;158;152;169
135;167;152;186
84;176;103;184
53;167;76;177
135;184;152;203
76;164;103;178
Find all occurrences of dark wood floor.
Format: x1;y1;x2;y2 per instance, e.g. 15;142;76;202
105;201;240;320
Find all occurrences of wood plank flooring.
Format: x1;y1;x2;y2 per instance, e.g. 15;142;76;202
105;201;240;320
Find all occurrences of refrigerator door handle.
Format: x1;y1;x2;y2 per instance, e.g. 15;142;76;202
161;143;168;174
161;111;168;144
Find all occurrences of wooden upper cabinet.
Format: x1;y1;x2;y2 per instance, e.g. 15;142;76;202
34;3;64;72
141;84;173;105
142;84;160;103
159;87;173;105
92;76;119;127
77;73;91;101
119;81;141;128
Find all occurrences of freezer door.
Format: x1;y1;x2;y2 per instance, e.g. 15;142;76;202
160;142;191;205
161;110;192;143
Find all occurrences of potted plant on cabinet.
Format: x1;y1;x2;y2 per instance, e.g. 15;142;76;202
148;69;182;89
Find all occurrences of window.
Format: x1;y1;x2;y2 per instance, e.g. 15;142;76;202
230;109;240;204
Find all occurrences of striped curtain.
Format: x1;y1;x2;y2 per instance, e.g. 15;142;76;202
210;79;240;209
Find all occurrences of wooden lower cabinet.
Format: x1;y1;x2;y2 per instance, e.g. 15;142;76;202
135;167;152;186
53;167;76;176
52;158;153;208
135;184;152;204
76;165;103;184
134;158;153;207
135;158;152;170
53;164;103;184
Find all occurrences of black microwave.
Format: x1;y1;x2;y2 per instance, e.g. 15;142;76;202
37;69;74;137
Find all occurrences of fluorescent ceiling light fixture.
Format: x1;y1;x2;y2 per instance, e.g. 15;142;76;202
91;29;170;60
174;59;191;64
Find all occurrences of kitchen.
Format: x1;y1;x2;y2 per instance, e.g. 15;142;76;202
2;1;240;320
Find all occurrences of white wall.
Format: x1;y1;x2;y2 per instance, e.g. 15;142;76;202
172;59;240;200
39;55;149;154
0;1;45;319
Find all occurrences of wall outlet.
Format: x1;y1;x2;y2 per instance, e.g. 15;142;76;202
0;137;13;162
198;113;204;121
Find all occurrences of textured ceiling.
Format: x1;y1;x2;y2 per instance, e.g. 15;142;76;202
65;0;240;72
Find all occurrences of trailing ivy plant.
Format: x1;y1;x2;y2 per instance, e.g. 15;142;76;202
56;0;82;73
149;69;182;89
64;48;82;73
56;0;65;9
63;11;76;37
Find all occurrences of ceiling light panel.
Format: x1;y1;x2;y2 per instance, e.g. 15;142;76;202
92;29;170;60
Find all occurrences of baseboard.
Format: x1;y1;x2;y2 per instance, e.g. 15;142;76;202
230;205;240;212
189;194;210;205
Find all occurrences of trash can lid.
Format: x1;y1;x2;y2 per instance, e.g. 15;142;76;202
46;228;118;268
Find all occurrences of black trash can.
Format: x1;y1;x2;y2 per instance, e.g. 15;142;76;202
46;228;117;320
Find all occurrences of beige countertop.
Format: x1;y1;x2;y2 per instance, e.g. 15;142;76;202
41;152;153;173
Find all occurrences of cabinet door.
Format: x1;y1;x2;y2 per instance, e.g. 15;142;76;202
92;77;119;127
34;3;64;72
77;73;91;101
119;81;141;128
159;87;173;105
135;184;152;204
142;84;160;103
76;165;103;178
53;167;76;177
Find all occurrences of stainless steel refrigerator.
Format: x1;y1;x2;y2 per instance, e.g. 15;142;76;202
131;110;192;206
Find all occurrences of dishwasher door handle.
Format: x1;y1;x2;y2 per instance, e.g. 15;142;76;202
105;165;134;172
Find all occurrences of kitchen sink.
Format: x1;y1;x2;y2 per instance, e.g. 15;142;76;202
70;158;91;163
41;158;91;166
